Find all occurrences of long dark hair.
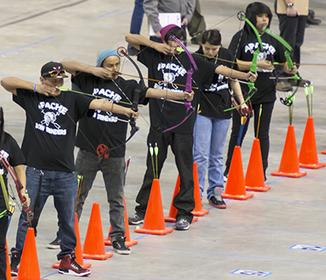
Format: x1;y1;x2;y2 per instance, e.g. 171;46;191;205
197;29;222;54
244;2;272;33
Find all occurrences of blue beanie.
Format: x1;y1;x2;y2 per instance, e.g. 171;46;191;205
96;48;119;67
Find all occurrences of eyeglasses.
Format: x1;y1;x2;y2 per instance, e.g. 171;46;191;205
43;70;67;77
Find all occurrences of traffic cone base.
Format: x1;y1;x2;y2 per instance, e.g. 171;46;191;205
270;170;307;178
223;146;254;200
222;192;254;200
53;213;91;269
299;162;326;169
246;185;271;192
135;179;173;235
83;203;113;260
16;228;48;280
192;209;210;216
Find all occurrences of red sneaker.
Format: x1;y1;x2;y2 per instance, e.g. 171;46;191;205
58;253;91;277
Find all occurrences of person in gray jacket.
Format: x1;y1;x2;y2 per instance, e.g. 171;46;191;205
144;0;195;44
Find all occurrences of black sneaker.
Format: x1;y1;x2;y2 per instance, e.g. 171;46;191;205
175;218;190;231
48;235;61;249
10;251;21;277
112;236;131;255
58;253;91;277
128;213;144;225
209;196;227;209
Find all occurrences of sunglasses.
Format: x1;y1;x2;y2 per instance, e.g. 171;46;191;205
43;70;67;77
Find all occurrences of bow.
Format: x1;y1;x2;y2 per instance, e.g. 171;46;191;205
0;154;33;222
237;11;263;97
262;26;308;106
117;46;143;142
161;35;197;133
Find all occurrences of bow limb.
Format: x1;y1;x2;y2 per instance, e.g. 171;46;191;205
160;36;197;133
0;155;33;222
238;11;263;95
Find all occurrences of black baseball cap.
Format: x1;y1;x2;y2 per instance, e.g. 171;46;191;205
41;62;68;78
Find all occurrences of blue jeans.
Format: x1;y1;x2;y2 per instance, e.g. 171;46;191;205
12;167;77;260
130;0;144;34
193;114;230;200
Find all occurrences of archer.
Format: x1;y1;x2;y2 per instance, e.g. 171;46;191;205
1;61;140;277
125;24;257;230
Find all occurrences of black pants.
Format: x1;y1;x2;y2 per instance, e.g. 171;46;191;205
276;13;307;66
0;216;8;280
135;128;195;222
224;102;275;178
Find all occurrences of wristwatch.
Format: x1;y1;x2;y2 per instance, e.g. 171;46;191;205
287;2;294;8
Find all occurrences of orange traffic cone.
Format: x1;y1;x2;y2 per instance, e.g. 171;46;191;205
83;203;113;260
299;117;326;169
104;195;138;247
271;125;307;178
135;179;173;235
164;175;199;222
222;146;254;200
321;150;326;155
192;162;210;216
16;228;48;280
52;213;91;269
245;139;271;192
6;240;11;280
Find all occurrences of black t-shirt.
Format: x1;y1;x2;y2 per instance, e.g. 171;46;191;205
13;89;92;173
73;73;147;157
195;47;233;119
0;133;25;212
138;45;216;133
229;30;286;104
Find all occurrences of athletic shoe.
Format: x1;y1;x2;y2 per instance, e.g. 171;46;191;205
175;218;190;231
128;213;144;225
47;235;61;249
112;236;131;255
58;253;91;277
209;196;227;209
10;251;21;277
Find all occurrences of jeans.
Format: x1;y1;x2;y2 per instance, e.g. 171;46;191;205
135;128;195;222
75;149;125;242
12;167;77;260
0;216;8;280
130;0;144;34
193;114;230;200
225;102;275;179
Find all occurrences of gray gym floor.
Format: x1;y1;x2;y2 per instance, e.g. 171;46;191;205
1;0;326;279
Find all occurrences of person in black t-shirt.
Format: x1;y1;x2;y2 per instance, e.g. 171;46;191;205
193;29;249;209
0;107;28;280
126;24;257;230
60;48;193;254
224;2;297;181
1;61;139;277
